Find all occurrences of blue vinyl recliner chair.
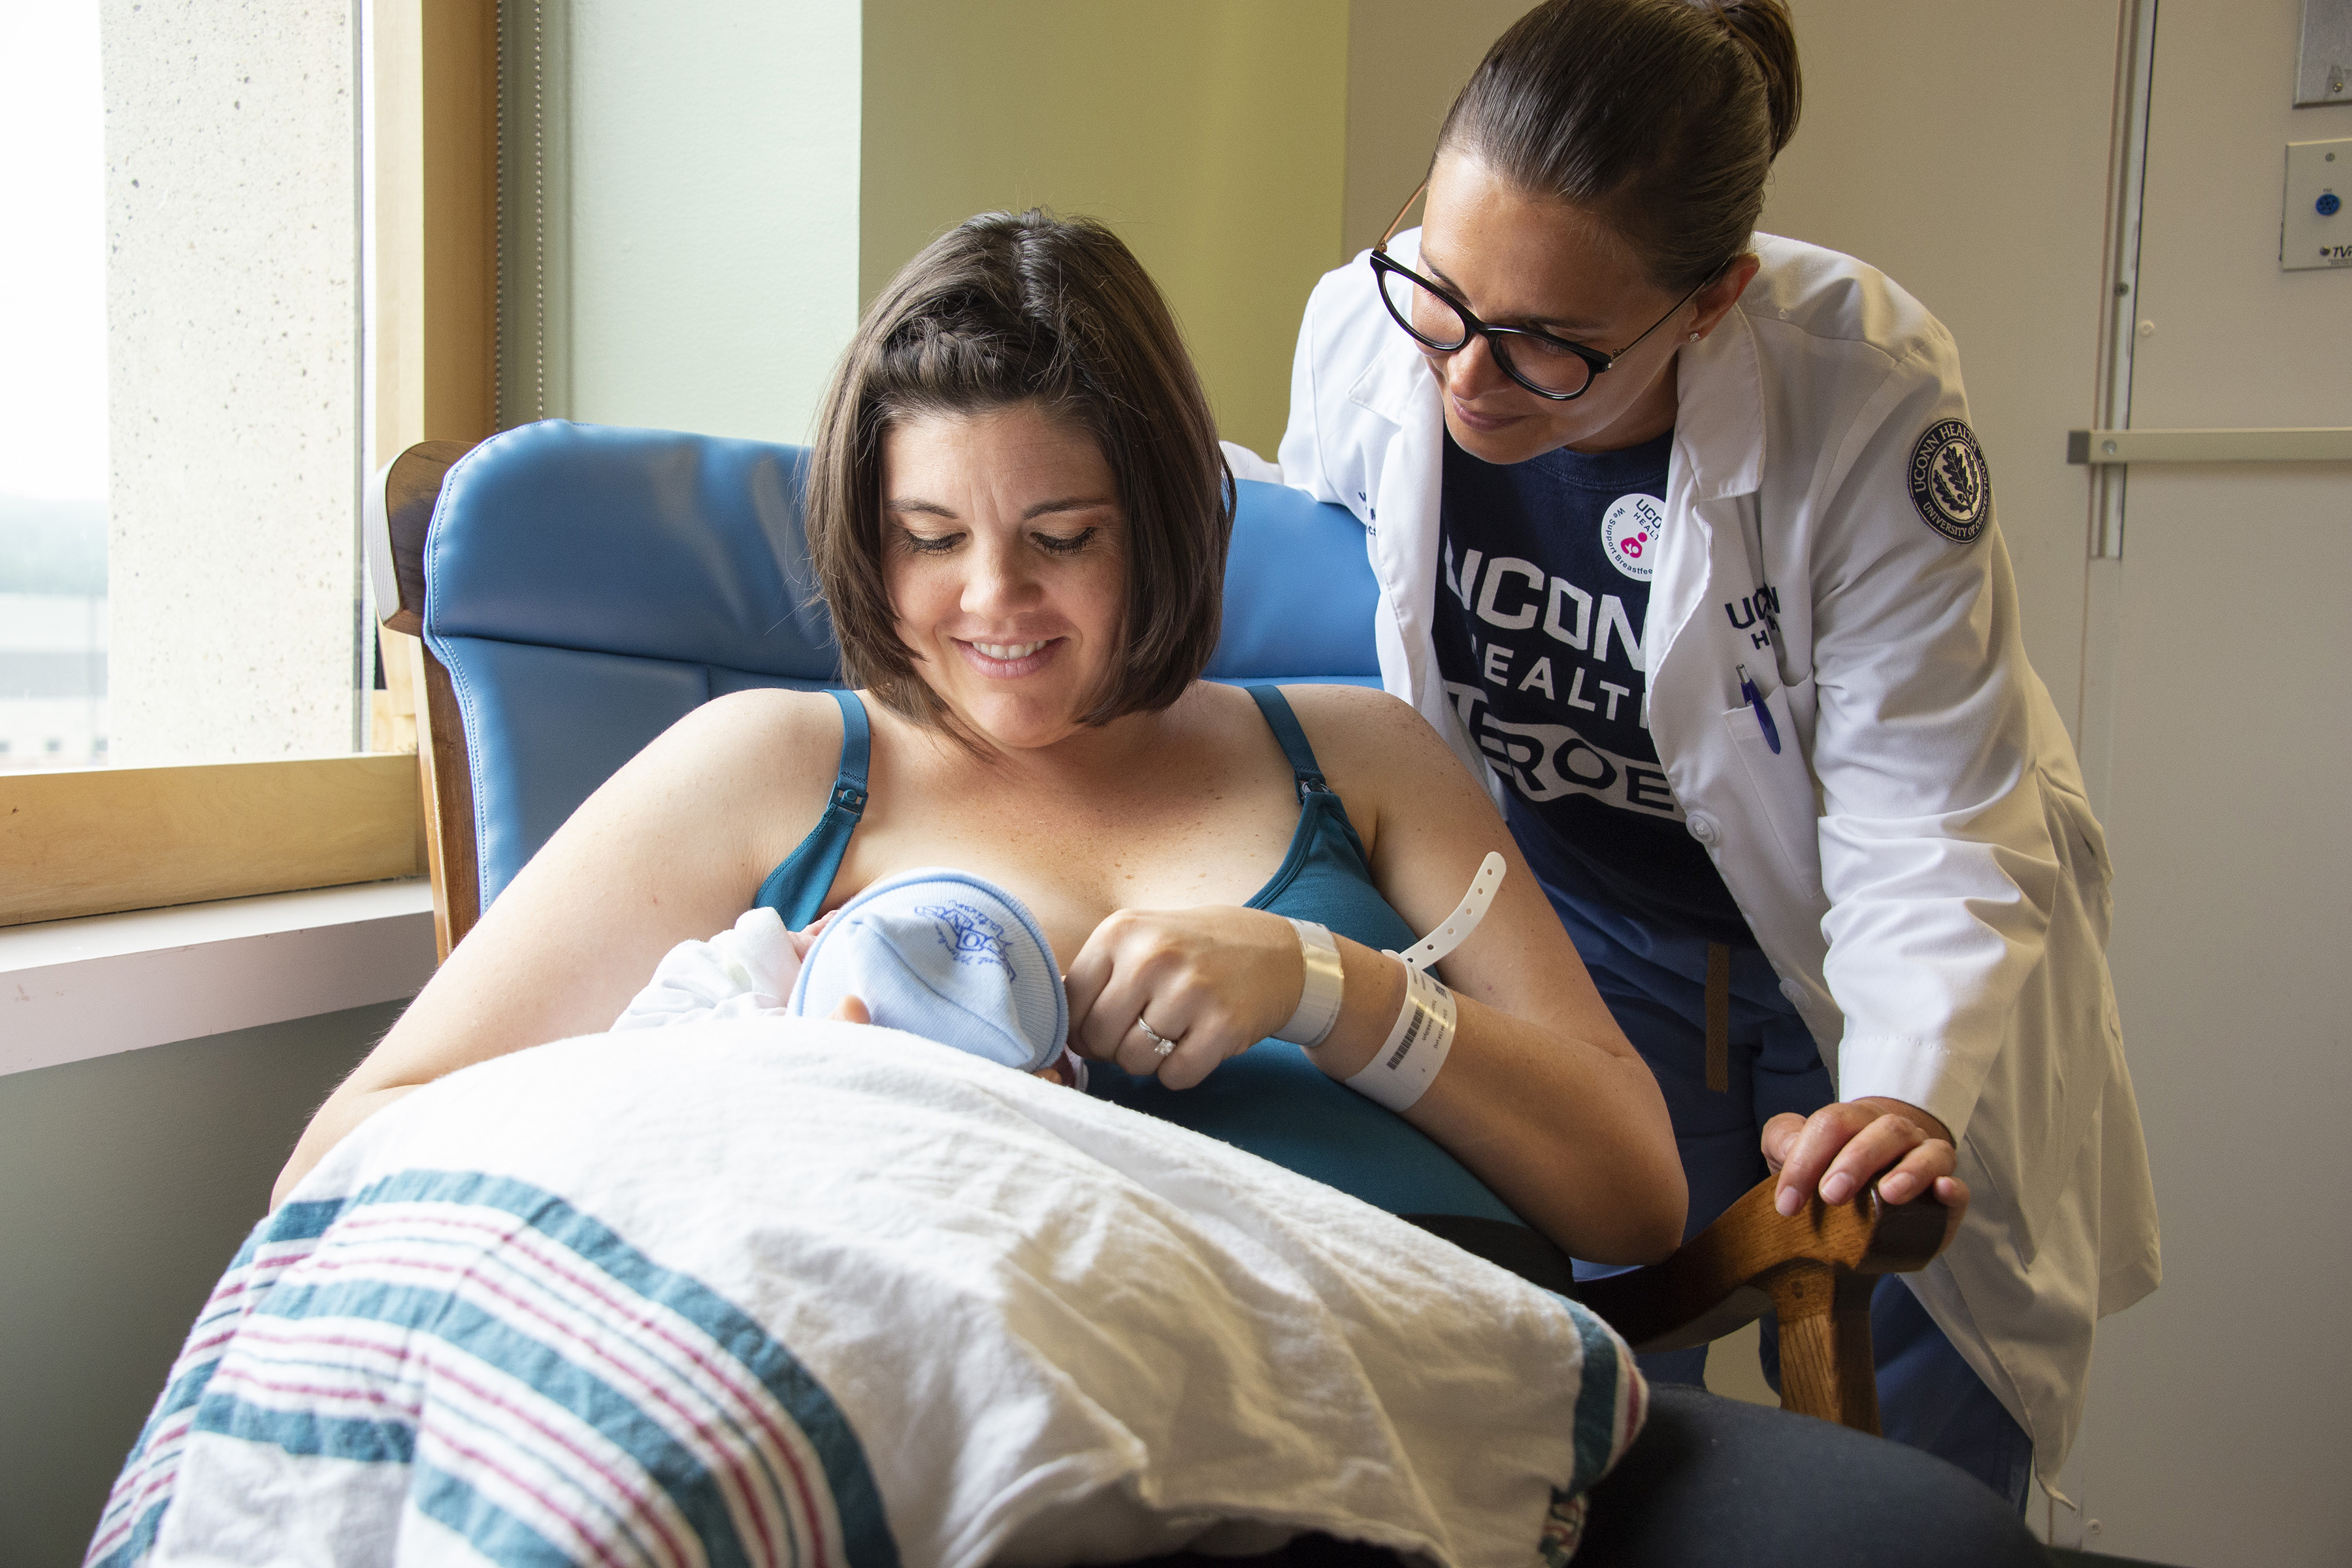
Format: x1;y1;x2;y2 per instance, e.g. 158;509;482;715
369;420;1386;938
364;419;1952;1439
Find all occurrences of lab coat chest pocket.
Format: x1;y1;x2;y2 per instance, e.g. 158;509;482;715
1721;676;1823;894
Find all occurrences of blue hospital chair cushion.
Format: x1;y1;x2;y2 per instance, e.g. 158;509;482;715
425;421;838;675
789;868;1068;1073
1204;474;1382;687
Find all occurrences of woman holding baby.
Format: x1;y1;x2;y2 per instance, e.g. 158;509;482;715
270;204;2036;1565
280;210;1693;1267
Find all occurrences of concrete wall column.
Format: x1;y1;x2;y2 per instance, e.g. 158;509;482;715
104;0;366;765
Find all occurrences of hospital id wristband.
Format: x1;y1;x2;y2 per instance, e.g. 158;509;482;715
1276;919;1345;1047
1345;964;1456;1113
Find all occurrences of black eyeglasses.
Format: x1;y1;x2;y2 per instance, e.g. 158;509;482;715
1369;183;1707;401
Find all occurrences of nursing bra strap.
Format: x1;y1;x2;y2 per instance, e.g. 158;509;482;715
1390;852;1507;973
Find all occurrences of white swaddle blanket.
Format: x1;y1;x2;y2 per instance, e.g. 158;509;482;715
93;1023;1643;1568
612;906;808;1030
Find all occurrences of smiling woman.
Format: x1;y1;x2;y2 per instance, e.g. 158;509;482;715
877;404;1132;750
808;211;1230;740
1252;0;2156;1513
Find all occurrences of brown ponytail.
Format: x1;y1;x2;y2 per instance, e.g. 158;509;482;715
1707;0;1802;157
1435;0;1804;291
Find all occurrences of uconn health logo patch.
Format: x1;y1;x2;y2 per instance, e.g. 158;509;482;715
1907;419;1991;542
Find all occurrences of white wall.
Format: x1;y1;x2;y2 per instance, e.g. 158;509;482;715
2068;3;2352;1561
0;1004;398;1565
1759;0;2121;732
1762;4;2351;1561
541;0;860;448
104;0;365;765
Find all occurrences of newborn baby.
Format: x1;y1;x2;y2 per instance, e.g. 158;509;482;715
614;868;1086;1088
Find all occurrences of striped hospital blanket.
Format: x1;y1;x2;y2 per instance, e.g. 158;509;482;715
88;1021;1644;1568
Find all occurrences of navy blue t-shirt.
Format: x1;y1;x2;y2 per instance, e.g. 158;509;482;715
1435;429;1756;947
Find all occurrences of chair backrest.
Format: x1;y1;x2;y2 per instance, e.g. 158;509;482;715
377;419;1380;945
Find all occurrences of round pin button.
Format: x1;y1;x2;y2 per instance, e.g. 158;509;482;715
2320;193;2343;217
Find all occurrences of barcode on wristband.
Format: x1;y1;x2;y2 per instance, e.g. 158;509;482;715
1348;966;1456;1113
1386;1005;1430;1070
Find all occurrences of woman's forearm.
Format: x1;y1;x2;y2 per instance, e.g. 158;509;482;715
271;1083;421;1211
1413;999;1686;1263
1306;938;1686;1263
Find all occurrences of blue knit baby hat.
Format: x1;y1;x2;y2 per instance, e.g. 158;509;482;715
787;867;1068;1073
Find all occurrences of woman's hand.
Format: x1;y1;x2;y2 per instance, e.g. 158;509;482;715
1063;907;1304;1088
1762;1097;1969;1218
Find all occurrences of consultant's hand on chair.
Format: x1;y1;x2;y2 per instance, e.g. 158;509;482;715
1763;1097;1968;1221
1062;906;1311;1088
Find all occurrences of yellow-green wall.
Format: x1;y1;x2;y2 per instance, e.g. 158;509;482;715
859;0;1350;459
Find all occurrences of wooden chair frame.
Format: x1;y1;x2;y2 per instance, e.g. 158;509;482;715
369;439;482;958
367;438;1959;1435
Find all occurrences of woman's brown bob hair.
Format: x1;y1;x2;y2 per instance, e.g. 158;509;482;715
807;209;1232;734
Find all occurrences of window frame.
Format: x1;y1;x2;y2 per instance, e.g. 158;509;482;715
5;0;495;934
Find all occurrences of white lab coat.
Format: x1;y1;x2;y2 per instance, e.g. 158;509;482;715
1239;230;2160;1485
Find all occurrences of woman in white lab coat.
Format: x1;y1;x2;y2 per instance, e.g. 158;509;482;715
1238;0;2159;1508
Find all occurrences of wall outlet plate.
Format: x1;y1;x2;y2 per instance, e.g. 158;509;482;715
2283;139;2352;270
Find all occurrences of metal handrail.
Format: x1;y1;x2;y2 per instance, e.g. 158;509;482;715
2067;428;2352;464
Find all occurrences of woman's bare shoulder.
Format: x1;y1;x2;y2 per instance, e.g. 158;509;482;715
1180;679;1429;760
1271;683;1503;868
615;685;852;827
1274;683;1463;777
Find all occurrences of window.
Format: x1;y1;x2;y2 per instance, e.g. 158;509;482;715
7;1;406;774
1;5;107;771
2;1;432;927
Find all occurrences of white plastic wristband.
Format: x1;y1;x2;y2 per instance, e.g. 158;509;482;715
1345;964;1457;1113
1391;852;1507;972
1277;918;1346;1047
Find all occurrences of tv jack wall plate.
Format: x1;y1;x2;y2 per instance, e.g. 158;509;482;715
2283;139;2352;270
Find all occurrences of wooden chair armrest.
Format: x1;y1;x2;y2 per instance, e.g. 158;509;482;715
367;440;482;957
366;438;474;636
1576;1174;1959;1432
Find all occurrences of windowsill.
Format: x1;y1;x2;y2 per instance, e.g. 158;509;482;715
0;879;436;1077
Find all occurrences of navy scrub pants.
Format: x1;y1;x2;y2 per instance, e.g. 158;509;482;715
1545;882;2037;1512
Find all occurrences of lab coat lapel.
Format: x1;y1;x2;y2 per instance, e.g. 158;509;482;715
1673;305;1766;501
1639;305;1767;697
1350;345;1461;757
1651;308;1844;1064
